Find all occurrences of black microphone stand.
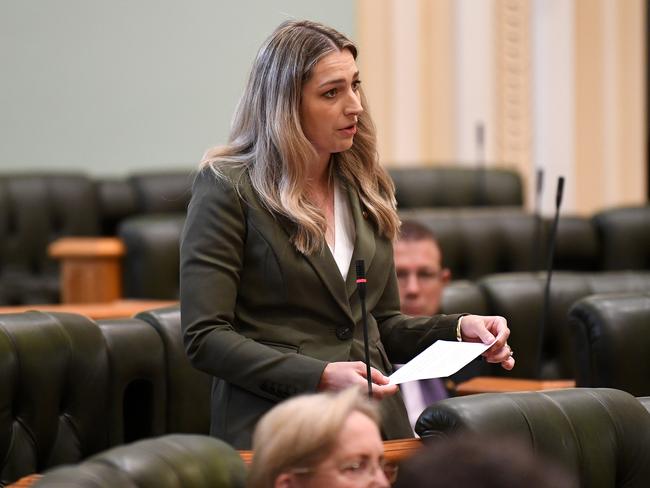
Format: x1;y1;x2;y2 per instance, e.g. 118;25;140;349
356;259;373;398
536;176;564;378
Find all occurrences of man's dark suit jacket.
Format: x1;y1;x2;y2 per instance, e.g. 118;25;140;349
180;165;461;449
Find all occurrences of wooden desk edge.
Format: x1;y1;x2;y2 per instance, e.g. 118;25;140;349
48;237;126;258
455;376;576;395
238;438;422;465
0;300;178;320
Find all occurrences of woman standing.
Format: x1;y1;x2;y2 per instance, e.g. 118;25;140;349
180;20;514;449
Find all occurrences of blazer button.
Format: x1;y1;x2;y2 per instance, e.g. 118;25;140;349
336;326;353;340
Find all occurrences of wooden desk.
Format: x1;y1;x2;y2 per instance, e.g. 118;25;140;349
0;299;178;320
455;376;576;395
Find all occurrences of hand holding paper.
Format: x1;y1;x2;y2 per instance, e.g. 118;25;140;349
389;340;494;385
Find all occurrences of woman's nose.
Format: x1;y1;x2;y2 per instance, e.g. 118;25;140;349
345;90;364;116
372;468;391;488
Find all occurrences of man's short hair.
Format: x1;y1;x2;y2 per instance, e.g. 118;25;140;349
398;220;439;243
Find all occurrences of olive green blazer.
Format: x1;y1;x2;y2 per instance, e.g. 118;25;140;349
180;166;460;449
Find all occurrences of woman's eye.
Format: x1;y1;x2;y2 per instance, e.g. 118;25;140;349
323;89;337;98
341;459;367;473
352;80;362;91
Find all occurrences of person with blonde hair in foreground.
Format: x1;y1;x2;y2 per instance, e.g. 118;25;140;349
247;388;394;488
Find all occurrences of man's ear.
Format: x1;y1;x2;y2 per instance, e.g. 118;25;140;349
441;267;452;284
274;472;300;488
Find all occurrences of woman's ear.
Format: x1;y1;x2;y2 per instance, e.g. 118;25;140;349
274;472;300;488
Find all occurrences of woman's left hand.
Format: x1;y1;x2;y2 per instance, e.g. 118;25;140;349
459;315;515;370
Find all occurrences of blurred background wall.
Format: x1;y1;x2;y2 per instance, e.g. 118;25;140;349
1;0;647;215
0;0;355;176
358;0;647;215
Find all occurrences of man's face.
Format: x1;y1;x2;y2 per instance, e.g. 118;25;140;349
394;239;450;316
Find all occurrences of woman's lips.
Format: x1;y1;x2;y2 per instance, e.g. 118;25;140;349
338;124;357;136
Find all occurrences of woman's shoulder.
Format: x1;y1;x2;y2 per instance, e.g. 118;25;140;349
194;161;251;193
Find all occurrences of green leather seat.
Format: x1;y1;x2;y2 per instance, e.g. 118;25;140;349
34;434;247;488
416;388;650;488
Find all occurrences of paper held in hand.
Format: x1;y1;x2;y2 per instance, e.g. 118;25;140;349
388;340;495;385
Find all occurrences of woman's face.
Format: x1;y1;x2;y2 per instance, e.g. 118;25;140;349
300;49;364;166
287;411;391;488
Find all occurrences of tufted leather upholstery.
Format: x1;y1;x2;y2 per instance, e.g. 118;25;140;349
0;174;100;305
400;208;539;279
118;214;185;299
477;271;650;380
136;306;212;435
415;388;650;488
0;306;211;486
97;319;167;444
569;292;650;396
33;434;247;488
388;166;523;208
593;205;650;271
0;311;110;484
0;171;193;305
639;397;650;415
115;207;606;298
128;171;194;215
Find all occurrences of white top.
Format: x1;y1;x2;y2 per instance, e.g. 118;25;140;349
327;180;355;280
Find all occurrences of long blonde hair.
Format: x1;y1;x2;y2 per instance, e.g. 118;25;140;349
201;20;399;254
247;388;380;488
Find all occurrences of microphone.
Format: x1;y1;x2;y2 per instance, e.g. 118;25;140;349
475;121;487;206
532;168;544;270
536;176;564;377
355;259;373;398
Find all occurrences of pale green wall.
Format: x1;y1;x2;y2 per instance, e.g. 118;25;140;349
0;1;355;176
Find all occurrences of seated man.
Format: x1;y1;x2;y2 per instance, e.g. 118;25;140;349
394;220;452;429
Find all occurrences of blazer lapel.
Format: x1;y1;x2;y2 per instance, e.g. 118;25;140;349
272;183;376;321
275;207;354;322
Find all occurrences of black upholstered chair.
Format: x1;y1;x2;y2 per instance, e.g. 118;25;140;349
569;292;650;396
389;166;523;208
416;388;650;488
136;306;212;435
0;306;207;485
119;214;185;299
398;208;538;280
0;174;100;305
593;205;650;271
476;271;650;379
0;311;112;484
34;434;247;488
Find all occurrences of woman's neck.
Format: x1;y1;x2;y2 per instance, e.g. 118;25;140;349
306;154;332;195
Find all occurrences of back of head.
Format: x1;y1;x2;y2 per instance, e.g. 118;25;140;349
247;388;379;488
398;220;440;247
393;435;577;488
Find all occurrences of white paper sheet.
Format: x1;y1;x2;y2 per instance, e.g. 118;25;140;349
388;340;494;385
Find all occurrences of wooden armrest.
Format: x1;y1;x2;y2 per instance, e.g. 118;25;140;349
48;237;125;258
454;376;576;395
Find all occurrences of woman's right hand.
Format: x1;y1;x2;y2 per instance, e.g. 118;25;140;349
318;361;398;400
